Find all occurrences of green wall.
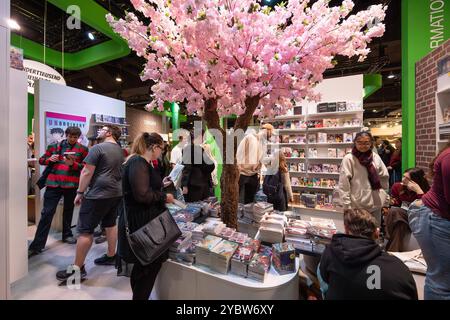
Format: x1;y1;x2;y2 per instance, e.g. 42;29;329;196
402;0;450;169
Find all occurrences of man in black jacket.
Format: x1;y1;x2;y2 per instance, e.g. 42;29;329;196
318;209;418;300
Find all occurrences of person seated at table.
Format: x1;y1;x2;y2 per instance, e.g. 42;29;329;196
318;209;418;300
384;168;430;252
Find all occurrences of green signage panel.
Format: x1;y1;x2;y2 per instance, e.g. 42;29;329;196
402;0;450;169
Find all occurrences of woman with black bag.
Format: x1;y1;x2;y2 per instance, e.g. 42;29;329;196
118;132;175;300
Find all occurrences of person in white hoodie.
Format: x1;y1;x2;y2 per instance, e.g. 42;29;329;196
236;123;274;204
337;131;389;226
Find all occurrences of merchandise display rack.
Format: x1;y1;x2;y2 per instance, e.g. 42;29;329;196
436;73;450;146
265;102;364;214
91;114;130;147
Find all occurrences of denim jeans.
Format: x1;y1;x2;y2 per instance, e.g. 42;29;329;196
409;200;450;300
29;187;76;251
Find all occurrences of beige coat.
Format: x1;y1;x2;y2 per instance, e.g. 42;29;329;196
281;171;294;202
338;152;390;211
236;133;264;176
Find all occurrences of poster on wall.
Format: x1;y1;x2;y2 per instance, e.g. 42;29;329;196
10;46;24;71
45;112;89;147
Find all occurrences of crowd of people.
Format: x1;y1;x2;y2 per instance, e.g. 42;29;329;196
28;122;449;300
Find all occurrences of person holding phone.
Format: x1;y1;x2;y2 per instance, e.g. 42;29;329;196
28;127;88;257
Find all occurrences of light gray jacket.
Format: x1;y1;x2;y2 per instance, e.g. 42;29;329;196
338;152;390;210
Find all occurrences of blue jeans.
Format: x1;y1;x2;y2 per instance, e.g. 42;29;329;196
409;201;450;300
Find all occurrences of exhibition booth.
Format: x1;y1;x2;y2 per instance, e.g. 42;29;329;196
1;0;449;301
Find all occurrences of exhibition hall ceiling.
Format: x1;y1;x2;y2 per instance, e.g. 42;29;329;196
11;0;400;120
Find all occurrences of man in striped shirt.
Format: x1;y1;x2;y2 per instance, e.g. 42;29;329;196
28;126;89;257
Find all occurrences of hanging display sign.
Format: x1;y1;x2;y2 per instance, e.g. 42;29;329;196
23;59;66;95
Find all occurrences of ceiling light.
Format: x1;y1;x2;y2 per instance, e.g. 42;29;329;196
387;72;395;79
7;19;21;31
88;32;95;40
116;75;123;82
87;82;93;90
373;109;377;112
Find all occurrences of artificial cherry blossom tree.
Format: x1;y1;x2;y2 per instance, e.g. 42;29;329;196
107;0;386;228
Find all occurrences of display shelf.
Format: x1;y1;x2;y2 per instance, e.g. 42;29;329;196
264;114;306;122
306;110;364;118
289;171;339;177
292;185;334;191
92;121;130;127
285;157;306;161
289;203;342;214
268;143;307;147
307;142;353;147
276;128;307;134
307;126;362;132
306;157;344;161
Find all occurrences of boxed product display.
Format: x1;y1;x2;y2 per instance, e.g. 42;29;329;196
327;102;337;112
318;132;327;143
317;103;329;113
308;133;317;143
308;148;318;157
337;102;347;112
272;243;296;275
301;194;317;208
343;133;353;143
328;148;337;158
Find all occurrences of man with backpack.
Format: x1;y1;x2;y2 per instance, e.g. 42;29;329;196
28;126;89;257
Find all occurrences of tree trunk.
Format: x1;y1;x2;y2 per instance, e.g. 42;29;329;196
203;96;260;229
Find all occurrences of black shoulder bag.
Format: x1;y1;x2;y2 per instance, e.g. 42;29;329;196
36;141;63;190
122;198;181;266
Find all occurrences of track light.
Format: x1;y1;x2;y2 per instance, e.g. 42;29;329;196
116;75;123;82
7;19;21;30
88;32;95;40
87;82;93;90
387;72;395;79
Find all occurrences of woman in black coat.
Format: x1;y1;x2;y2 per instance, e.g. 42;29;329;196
118;132;175;300
181;131;215;202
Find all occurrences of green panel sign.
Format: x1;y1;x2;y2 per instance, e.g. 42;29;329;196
402;0;450;169
11;0;130;70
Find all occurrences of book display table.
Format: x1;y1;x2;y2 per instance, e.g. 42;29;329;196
150;258;300;300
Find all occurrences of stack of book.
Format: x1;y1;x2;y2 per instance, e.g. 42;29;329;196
210;240;240;274
272;243;296;275
248;245;272;282
195;235;223;267
307;218;337;239
258;213;286;243
177;222;200;233
230;244;256;277
169;232;193;261
192;224;206;241
228;232;249;245
202;220;226;237
218;227;236;240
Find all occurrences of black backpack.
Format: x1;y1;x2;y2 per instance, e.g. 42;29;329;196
263;170;283;202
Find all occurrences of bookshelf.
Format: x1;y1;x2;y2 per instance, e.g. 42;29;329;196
266;102;363;214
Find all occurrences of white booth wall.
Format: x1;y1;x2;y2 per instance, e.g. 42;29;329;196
34;81;126;227
9;69;28;283
0;0;11;299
